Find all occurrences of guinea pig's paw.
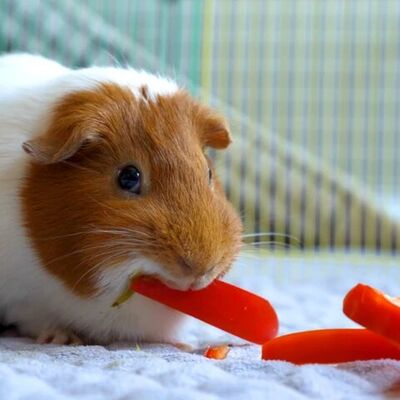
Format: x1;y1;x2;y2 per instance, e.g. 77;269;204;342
36;328;83;345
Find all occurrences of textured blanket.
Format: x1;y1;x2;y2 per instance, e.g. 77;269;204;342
1;253;400;400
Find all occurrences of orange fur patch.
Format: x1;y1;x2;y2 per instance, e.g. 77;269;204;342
20;83;242;297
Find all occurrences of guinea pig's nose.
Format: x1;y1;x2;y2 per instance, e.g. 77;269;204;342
177;257;195;273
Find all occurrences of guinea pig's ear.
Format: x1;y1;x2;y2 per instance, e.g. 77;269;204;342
22;88;107;164
22;129;97;164
197;106;232;149
202;115;232;149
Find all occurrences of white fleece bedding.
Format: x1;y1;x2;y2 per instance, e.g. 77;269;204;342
1;253;400;400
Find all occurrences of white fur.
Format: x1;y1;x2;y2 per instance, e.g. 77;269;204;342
0;53;187;343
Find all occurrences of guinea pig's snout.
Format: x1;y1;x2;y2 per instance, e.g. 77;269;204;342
177;257;195;274
172;256;221;291
155;197;242;291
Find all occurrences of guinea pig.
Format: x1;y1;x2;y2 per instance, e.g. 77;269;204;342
0;54;242;345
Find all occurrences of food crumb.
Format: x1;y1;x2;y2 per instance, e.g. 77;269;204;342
203;345;230;360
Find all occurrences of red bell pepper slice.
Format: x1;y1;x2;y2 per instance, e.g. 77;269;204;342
262;328;400;364
131;277;279;344
343;283;400;345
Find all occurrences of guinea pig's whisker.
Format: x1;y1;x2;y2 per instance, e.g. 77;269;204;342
38;225;156;273
69;246;138;288
89;229;128;235
118;228;153;239
36;226;153;243
71;263;103;292
42;247;101;268
75;249;130;274
97;237;158;249
80;239;149;267
242;241;294;249
251;240;299;248
114;228;153;239
95;251;137;274
89;227;154;239
242;232;302;245
60;160;99;174
86;232;156;246
71;249;136;292
35;229;98;242
42;241;128;267
32;226;138;242
79;252;141;295
98;240;153;250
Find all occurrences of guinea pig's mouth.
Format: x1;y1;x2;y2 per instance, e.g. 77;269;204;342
130;257;219;291
152;275;208;291
104;257;223;307
143;268;219;291
108;257;226;308
161;269;225;291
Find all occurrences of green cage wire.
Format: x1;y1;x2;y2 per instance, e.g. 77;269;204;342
1;0;400;254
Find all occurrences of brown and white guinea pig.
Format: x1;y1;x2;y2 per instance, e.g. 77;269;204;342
0;54;242;345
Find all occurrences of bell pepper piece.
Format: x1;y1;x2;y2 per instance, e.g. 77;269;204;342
204;345;230;359
343;283;400;345
262;328;400;364
131;276;279;344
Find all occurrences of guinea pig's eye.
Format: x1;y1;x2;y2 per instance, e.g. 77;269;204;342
208;168;212;185
117;165;141;194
